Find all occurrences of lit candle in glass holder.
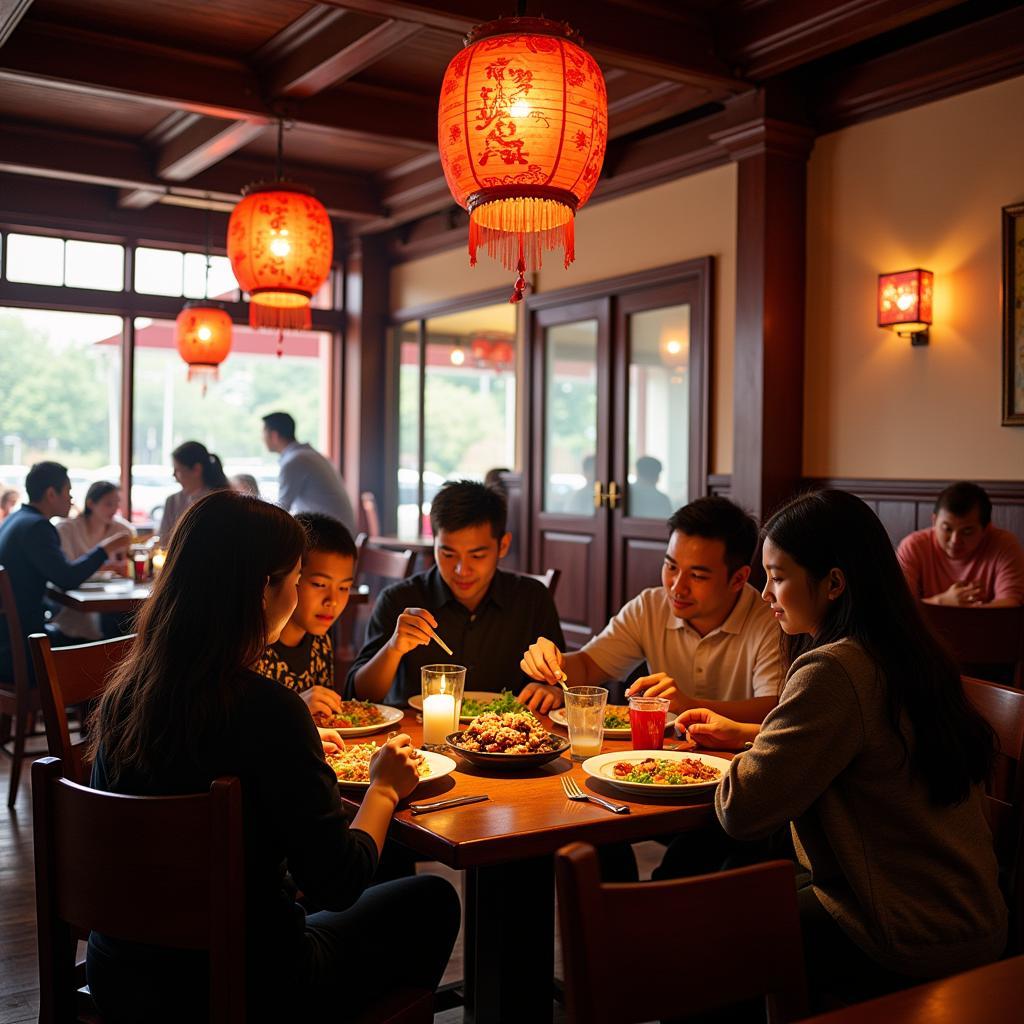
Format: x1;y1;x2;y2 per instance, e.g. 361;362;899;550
150;548;166;575
421;664;466;748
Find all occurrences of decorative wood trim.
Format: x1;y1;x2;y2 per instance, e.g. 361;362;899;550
391;286;512;325
815;6;1024;131
805;478;1024;505
1003;202;1024;426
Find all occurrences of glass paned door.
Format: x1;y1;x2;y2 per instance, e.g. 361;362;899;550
626;304;691;518
543;319;599;515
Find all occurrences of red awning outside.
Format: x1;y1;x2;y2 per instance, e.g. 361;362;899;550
95;320;322;357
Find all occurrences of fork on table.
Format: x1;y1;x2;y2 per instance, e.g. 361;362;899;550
560;774;630;814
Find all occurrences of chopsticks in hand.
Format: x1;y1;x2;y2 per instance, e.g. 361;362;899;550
426;625;453;657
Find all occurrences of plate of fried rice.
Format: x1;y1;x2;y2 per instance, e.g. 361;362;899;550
326;742;456;789
581;750;730;794
446;711;569;768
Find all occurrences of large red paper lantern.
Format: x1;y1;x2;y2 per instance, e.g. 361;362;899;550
438;16;607;301
175;302;233;391
227;182;333;330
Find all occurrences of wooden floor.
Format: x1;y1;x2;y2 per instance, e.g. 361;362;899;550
0;736;662;1023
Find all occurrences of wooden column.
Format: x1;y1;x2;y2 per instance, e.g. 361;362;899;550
712;114;814;522
342;233;393;531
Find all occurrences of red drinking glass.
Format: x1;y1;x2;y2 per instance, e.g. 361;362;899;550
132;552;148;582
628;695;668;750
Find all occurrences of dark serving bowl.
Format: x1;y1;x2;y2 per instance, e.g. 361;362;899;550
444;730;570;769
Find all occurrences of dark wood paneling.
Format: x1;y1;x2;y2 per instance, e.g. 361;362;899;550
622;538;666;605
540;531;598;649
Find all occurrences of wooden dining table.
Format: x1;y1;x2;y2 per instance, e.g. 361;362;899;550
338;710;729;1024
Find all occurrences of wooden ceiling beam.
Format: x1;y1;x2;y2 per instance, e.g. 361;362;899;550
720;0;968;79
155;117;268;181
319;0;749;94
0;23;436;149
814;4;1024;128
0;121;383;220
263;11;421;99
0;0;33;48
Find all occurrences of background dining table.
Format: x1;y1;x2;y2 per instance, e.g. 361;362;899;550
337;709;732;1024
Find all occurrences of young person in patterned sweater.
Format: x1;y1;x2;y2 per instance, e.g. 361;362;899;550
256;512;356;752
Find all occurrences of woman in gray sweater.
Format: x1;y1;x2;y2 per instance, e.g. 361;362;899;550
678;489;1006;1008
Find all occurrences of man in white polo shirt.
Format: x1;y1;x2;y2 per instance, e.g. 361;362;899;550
517;496;782;724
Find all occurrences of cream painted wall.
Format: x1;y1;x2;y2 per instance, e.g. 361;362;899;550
804;75;1024;479
390;164;738;473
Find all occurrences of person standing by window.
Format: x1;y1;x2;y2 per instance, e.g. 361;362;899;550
262;411;356;534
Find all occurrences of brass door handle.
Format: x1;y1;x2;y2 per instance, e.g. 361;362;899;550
593;481;604;509
607;481;620;510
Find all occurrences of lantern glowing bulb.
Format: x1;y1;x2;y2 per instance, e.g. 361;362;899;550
450;347;466;366
438;15;608;302
270;236;292;258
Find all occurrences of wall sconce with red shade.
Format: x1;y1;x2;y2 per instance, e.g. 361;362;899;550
878;268;933;346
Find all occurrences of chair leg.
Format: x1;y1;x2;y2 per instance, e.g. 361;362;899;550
0;712;11;745
7;711;26;808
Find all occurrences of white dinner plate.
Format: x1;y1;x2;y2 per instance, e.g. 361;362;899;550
548;706;678;739
331;746;457;790
581;750;731;795
408;691;521;723
318;703;404;737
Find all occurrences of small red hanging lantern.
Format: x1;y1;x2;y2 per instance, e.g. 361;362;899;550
175;302;233;393
227;182;332;332
438;15;608;302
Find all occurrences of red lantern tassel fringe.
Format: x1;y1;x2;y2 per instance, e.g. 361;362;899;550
468;197;576;274
248;302;312;331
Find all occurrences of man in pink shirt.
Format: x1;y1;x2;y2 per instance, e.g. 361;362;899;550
897;482;1024;606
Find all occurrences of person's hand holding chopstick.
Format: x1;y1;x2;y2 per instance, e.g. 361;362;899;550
388;607;451;657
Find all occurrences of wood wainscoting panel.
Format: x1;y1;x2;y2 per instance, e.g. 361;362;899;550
622;538;667;608
539;531;599;649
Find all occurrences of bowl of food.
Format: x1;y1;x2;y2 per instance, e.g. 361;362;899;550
446;711;570;768
326;741;456;790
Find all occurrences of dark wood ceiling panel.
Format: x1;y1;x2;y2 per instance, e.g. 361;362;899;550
0;77;168;136
31;0;314;58
240;122;420;173
349;25;459;94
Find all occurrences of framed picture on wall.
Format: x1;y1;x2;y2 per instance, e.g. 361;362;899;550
1003;201;1024;425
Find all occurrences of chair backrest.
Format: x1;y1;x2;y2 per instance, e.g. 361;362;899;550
30;632;135;785
555;843;807;1024
360;491;382;538
962;675;1024;953
0;565;31;692
357;543;417;586
920;603;1024;682
32;756;245;1023
521;567;560;598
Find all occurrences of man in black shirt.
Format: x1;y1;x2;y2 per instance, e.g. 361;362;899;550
347;479;564;705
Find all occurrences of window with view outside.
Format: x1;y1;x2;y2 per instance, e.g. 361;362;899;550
130;318;331;530
397;303;517;539
0;307;123;515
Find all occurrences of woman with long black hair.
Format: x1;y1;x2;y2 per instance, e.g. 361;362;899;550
680;489;1006;1006
86;490;459;1022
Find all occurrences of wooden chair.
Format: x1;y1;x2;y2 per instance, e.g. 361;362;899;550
32;756;245;1023
29;633;134;785
962;675;1024;954
920;603;1024;685
359;491;382;538
555;843;807;1024
522;567;561;598
0;565;43;808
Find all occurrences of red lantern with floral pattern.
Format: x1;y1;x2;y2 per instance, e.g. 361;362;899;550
227;182;332;330
438;16;607;301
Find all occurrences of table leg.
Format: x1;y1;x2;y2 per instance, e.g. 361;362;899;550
463;856;554;1024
